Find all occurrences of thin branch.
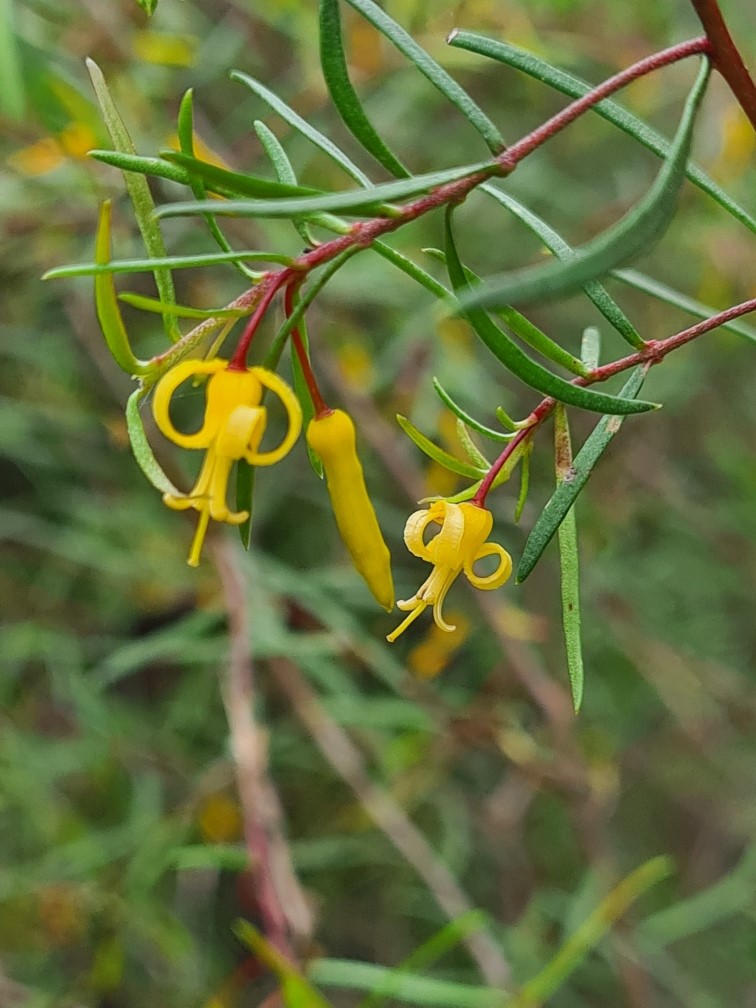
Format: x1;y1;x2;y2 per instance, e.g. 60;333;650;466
689;0;756;129
213;539;313;962
267;655;513;989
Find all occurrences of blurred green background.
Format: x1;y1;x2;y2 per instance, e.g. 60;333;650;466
1;0;755;1005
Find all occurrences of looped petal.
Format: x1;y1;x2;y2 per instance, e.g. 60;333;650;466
244;367;303;465
403;507;443;562
464;543;513;590
152;358;226;448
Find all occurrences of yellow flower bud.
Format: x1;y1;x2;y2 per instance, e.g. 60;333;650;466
152;358;301;566
387;500;511;642
307;409;394;611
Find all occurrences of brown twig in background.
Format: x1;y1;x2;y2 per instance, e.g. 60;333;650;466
689;0;756;129
213;539;313;962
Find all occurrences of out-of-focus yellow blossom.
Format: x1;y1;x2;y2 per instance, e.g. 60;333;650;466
387;500;511;642
152;358;301;566
307;409;394;611
8;122;97;176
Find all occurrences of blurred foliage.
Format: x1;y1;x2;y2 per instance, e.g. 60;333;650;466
1;0;755;1005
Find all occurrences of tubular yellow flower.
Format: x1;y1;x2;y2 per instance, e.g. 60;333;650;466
152;358;302;566
387;501;512;642
306;409;394;611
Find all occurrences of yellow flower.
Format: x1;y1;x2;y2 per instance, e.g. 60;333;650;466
306;409;394;611
152;358;301;566
387;501;511;642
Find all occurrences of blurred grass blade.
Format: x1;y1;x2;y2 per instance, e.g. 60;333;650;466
177;89;259;280
231;69;374;187
156;159;495;219
613;268;756;342
444;208;657;415
554;405;584;712
459;59;711;312
161;149;324;198
432;378;513;443
125;390;181;496
86;59;181;343
94;201;152;376
581;326;601;369
45;249;294;280
118;292;247;319
319;0;409;178
235;921;332;1008
0;0;25;119
396;415;486;479
511;856;673;1007
450;32;756;236
480;185;643;348
517;366;648;583
344;0;504;154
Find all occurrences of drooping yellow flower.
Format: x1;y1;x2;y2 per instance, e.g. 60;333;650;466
152;358;301;566
306;409;394;611
387;501;511;642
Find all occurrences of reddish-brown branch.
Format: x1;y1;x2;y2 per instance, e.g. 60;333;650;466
284;283;330;416
689;0;756;130
476;299;756;504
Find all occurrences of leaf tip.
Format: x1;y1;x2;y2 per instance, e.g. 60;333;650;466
446;28;460;44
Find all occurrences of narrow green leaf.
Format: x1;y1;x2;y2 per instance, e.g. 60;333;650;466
94;201;152;376
480;185;643;348
155;159;496;219
231;69;374;187
554;405;584;712
235;460;255;550
514;441;531;522
500;305;589;376
177;90;259;281
135;0;158;13
580;326;601;369
373;242;450;300
118;292;248;319
90;149;194;186
495;406;520;432
86;59;180;342
437;439;529;504
255;120;318;247
161;149;324;199
612;268;756;343
450;31;756;236
459;59;711;312
455;418;490;469
444;209;657;415
44;249;293;280
512;857;673;1007
517;366;648;583
396;415;486;479
344;0;505;154
235;921;332;1008
432;378;513;443
125;389;181;496
319;0;409;178
0;0;25;120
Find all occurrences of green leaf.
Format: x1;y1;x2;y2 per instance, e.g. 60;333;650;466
517;366;648;583
160;149;325;200
444;208;657;415
514;441;531;522
344;0;505;154
580;326;601;369
612;269;756;343
396;415;486;479
455;418;490;469
86;59;180;342
125;389;181;496
459;59;711;312
319;0;409;178
432;378;513;443
235;921;332;1008
44;249;293;280
511;857;673;1007
449;31;756;236
554;405;584;712
135;0;158;13
236;460;255;551
0;0;25;120
118;292;248;319
155;159;496;219
255;120;318;247
231;69;375;187
373;243;450;300
90;149;194;186
177;90;259;281
94;202;152;376
480;185;644;348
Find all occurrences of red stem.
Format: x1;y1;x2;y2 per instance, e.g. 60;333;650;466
689;0;756;130
474;298;756;506
228;270;294;370
284;284;330;417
